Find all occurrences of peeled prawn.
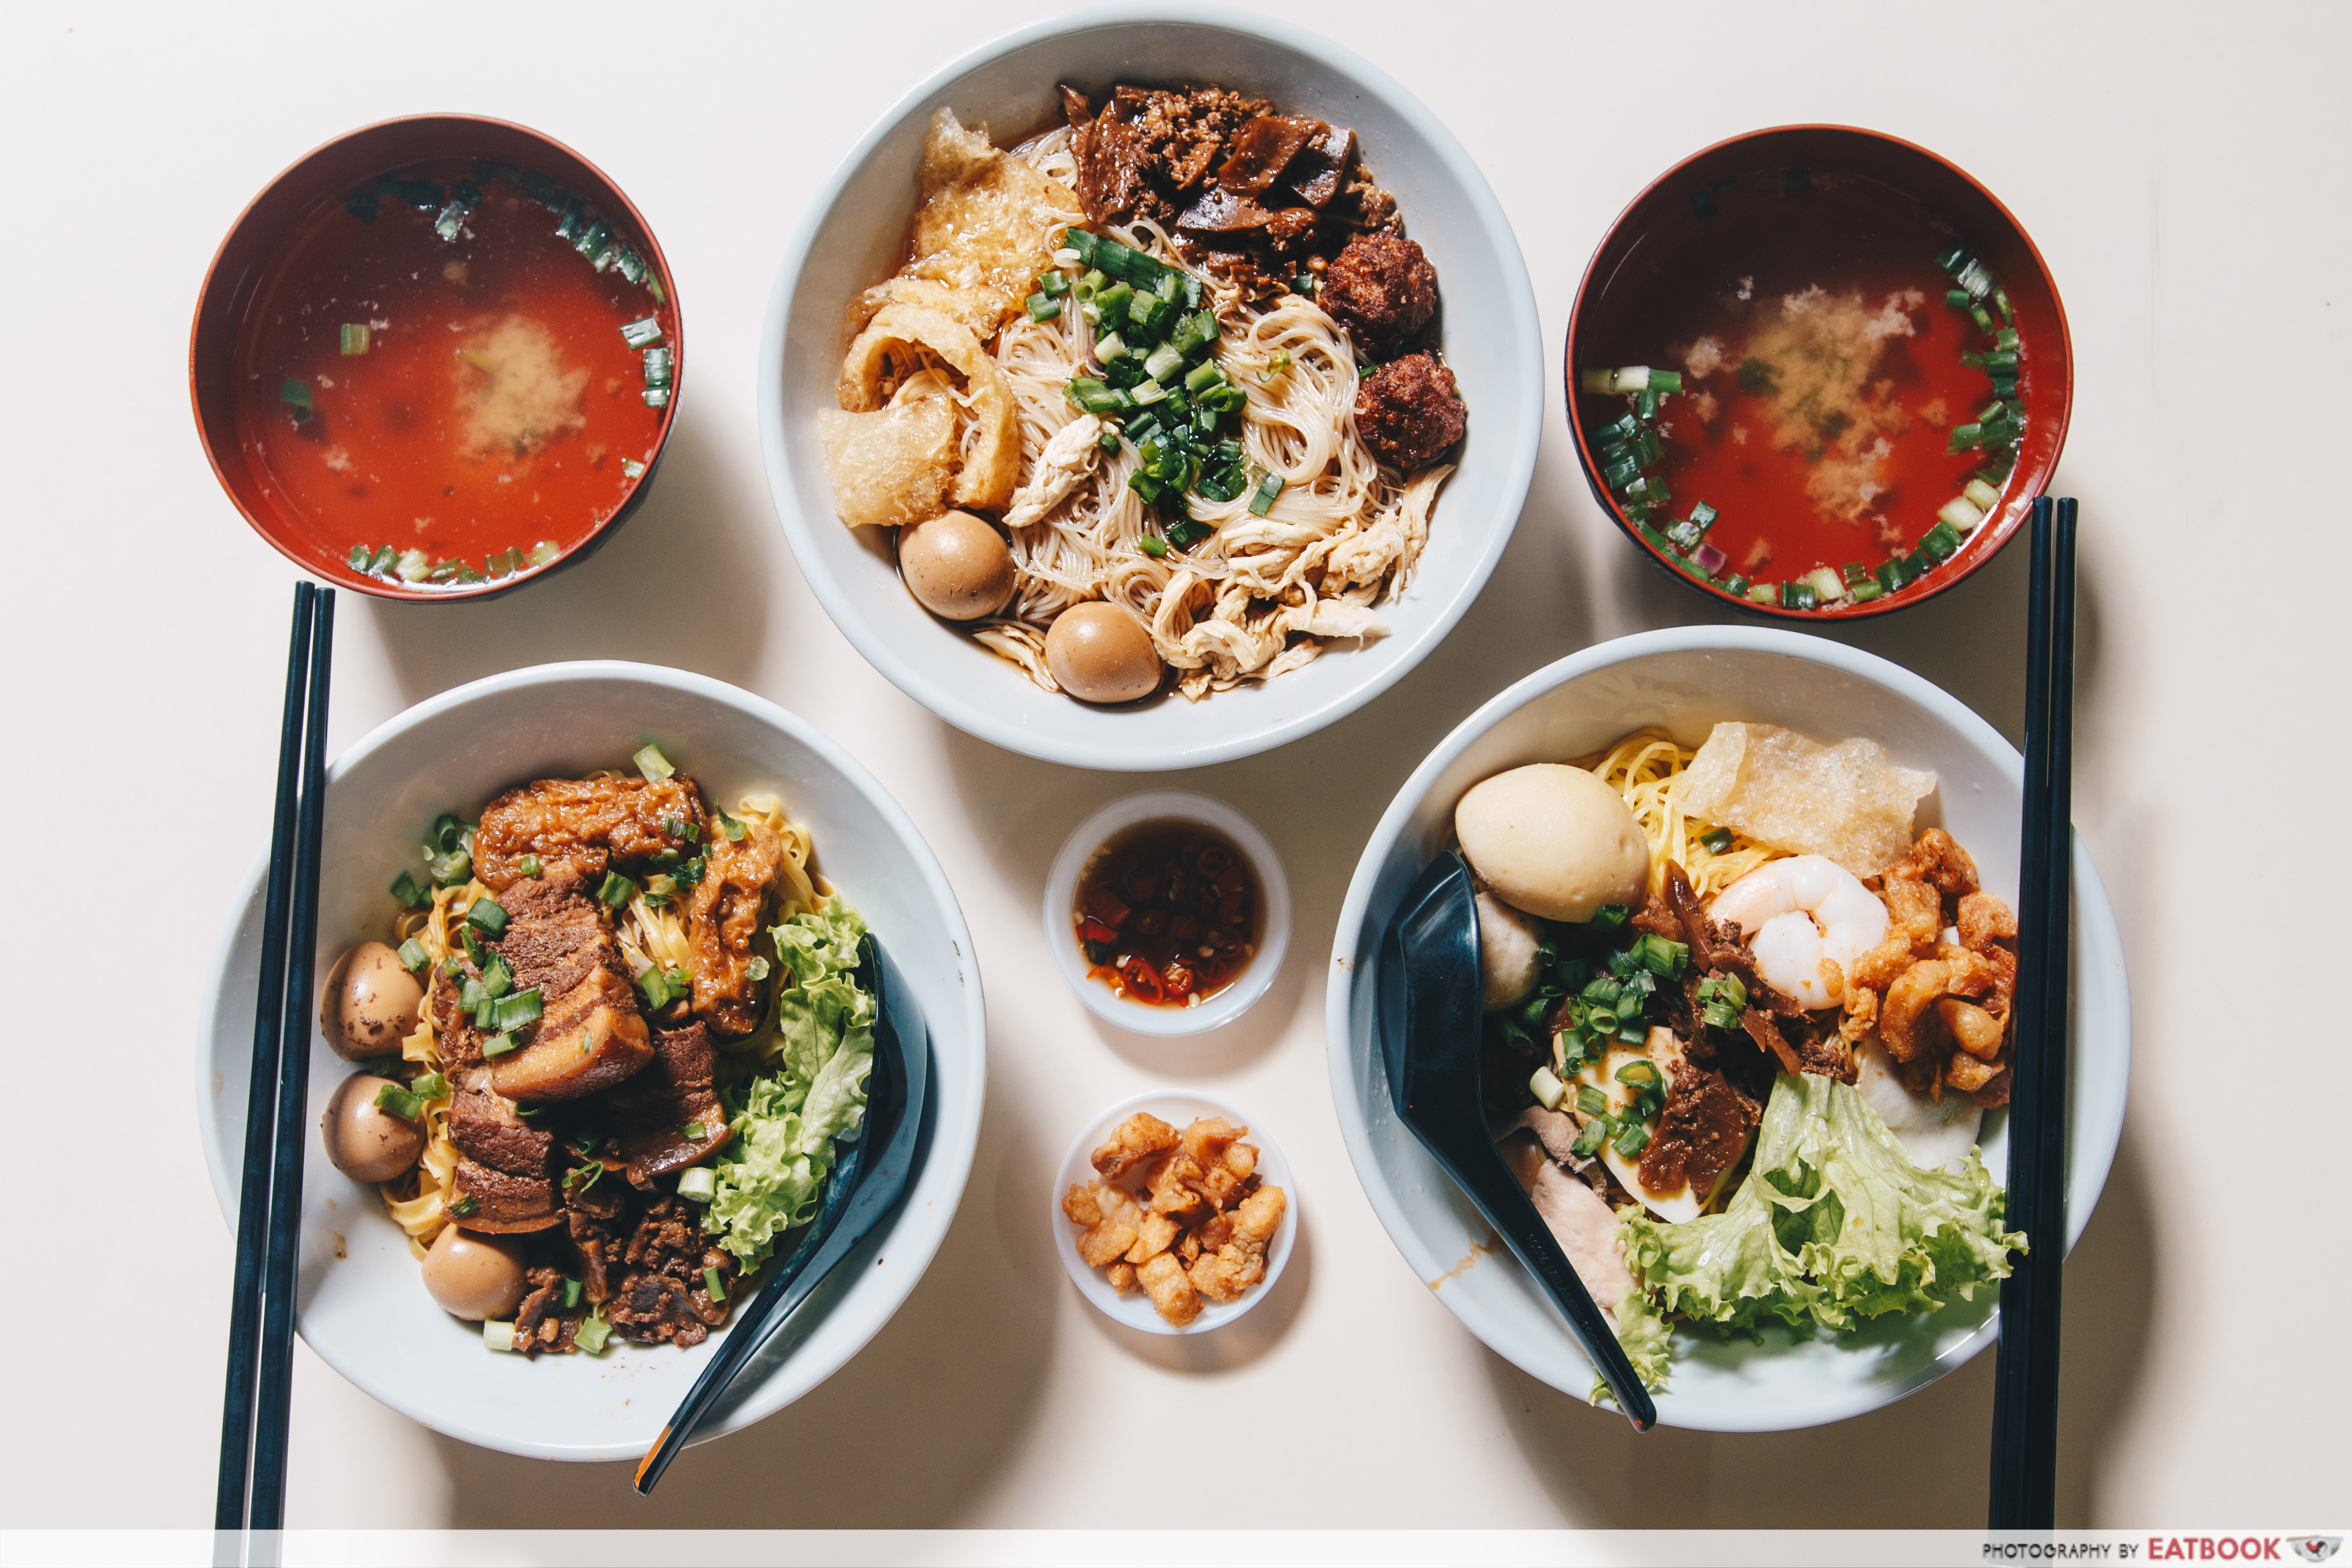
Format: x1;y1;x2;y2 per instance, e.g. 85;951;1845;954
1708;855;1891;1010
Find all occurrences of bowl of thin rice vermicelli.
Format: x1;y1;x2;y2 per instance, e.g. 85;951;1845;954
760;4;1542;770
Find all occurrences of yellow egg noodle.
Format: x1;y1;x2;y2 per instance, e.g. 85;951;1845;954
1584;729;1786;900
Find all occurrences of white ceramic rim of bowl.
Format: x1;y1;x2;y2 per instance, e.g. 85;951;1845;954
1043;790;1292;1036
1323;625;2133;1432
1050;1088;1298;1334
192;660;988;1461
756;2;1544;770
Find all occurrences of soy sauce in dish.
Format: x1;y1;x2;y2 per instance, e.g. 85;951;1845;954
1074;820;1259;1007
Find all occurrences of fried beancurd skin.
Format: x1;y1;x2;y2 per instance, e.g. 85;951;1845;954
1190;1185;1286;1303
1090;1112;1181;1179
687;812;786;1038
1065;1179;1142;1268
474;775;706;891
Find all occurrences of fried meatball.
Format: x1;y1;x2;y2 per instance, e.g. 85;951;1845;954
1321;230;1438;352
1354;353;1467;470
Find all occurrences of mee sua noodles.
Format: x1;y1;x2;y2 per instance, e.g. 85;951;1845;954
1458;722;2024;1395
311;746;876;1360
820;89;1469;704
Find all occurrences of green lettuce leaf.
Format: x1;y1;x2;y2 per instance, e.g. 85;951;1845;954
704;896;875;1265
1601;1071;2024;1399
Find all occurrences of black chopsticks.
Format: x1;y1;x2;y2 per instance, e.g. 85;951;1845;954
1988;497;2076;1529
216;582;335;1560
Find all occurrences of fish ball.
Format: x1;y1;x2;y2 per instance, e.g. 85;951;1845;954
1455;764;1650;923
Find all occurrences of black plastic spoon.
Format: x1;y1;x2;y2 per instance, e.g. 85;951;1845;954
634;934;929;1492
1377;850;1656;1430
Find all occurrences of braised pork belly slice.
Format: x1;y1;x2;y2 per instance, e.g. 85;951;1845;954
473;774;706;891
685;816;786;1038
486;872;654;1103
425;961;490;1072
450;1157;562;1234
603;1022;735;1187
447;1069;552;1176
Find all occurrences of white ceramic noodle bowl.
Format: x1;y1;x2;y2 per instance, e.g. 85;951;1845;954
1043;790;1291;1036
193;662;987;1461
1325;628;2132;1432
758;4;1544;770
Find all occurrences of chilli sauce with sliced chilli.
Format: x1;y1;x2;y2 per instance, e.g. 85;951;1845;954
1074;820;1260;1007
230;158;676;590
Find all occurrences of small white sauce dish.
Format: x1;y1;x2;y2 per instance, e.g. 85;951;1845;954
1043;790;1290;1036
1050;1089;1299;1336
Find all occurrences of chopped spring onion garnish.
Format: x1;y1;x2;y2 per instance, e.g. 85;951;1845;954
1612;1122;1652;1158
682;1122;707;1141
638;968;670;1010
433;180;482;242
482;955;513;999
1615;1060;1662;1089
1962;477;2002;512
389;870;429;910
374;1083;427;1122
1937;496;1988;533
597;871;634;908
716;811;745;842
1570;1118;1608;1159
396;937;431;972
1747;582;1778;605
465;899;510;938
482;1319;516;1353
518;853;541;879
529;540;560;566
644;873;677;899
1802;565;1847;603
1699;827;1734;855
339;324;370;357
1529;1065;1568;1113
1249;473;1284;517
1590;904;1630;933
573;1314;612;1354
561;1277;582;1311
1256;349;1291;384
1780;579;1818;611
1136;534;1168;558
620;316;664;351
1026;292;1063;322
344;188;382;225
378;175;444;212
1037;269;1070;298
702;1267;727;1303
1920;520;1966;561
621;458;646;480
676;1167;716;1203
481;1032;515;1058
281;379;314;422
1576;1085;1610;1119
644;385;670;409
489;988;543;1032
643;345;673;390
395;549;431;583
746;955;770;982
633;743;674;781
411;1072;449;1101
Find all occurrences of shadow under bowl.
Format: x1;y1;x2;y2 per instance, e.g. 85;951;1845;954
1566;124;2072;621
189;114;683;602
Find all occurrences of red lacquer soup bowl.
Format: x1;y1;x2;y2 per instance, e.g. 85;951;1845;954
1564;125;2071;621
191;115;683;602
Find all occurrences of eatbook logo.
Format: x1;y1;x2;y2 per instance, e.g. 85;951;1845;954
2292;1541;2341;1564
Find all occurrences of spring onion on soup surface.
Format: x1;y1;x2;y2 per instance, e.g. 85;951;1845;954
1458;724;2025;1397
310;745;874;1358
820;89;1470;704
1577;172;2031;609
233;160;675;591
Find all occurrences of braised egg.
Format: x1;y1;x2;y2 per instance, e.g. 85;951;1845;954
319;1072;426;1184
420;1223;526;1321
320;940;423;1061
1045;602;1161;704
899;510;1017;621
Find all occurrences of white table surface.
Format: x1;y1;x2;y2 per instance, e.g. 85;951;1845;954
4;0;2342;1535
